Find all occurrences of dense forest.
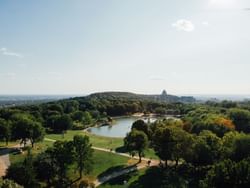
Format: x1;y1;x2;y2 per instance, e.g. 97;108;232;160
1;92;250;187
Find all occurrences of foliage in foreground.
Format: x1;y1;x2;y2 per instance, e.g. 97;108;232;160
5;135;93;188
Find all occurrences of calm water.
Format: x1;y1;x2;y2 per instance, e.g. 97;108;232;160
88;116;157;138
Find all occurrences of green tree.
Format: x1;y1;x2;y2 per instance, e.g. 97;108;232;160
73;135;93;178
51;115;73;135
0;178;23;188
170;128;195;166
0;118;10;145
11;117;32;147
5;149;37;187
154;107;167;115
229;108;250;133
46;141;75;185
11;117;44;147
33;152;57;186
131;119;152;139
232;134;250;161
152;125;172;166
200;158;250;188
124;129;148;162
30;122;45;147
82;111;93;125
152;122;194;167
71;111;84;122
188;131;222;166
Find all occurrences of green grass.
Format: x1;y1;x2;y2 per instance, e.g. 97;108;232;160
9;140;53;164
46;130;158;159
68;149;132;181
46;130;124;149
91;150;130;177
144;148;159;160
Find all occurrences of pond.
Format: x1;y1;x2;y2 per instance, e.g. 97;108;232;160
87;116;158;138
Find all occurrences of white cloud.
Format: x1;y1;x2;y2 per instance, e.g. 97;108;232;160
0;47;23;58
172;19;195;32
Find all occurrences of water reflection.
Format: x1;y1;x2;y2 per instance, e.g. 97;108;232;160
88;116;156;138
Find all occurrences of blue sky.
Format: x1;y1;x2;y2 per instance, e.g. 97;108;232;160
0;0;250;95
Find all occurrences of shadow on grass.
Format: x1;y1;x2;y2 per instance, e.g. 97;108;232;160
129;166;189;188
115;146;127;153
101;170;139;186
97;165;126;179
128;167;163;188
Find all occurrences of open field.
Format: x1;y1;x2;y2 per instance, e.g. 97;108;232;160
46;130;158;159
46;130;124;149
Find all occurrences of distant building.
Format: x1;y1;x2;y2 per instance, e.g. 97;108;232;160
161;90;167;96
160;90;168;101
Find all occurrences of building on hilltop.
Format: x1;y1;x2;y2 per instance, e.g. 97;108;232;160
160;90;168;101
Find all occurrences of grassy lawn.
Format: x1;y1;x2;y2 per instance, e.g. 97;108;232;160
9;140;53;164
9;140;133;179
144;148;159;160
46;130;124;149
68;149;134;182
45;130;158;159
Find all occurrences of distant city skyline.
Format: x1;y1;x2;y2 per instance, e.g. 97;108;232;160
1;0;250;95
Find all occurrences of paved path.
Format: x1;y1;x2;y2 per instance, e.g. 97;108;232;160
44;137;159;187
0;156;8;177
0;143;27;177
0;148;13;177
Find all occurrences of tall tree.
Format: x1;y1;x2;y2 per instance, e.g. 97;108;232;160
152;124;194;166
46;141;75;185
11;117;32;147
5;148;37;187
229;108;250;133
11;117;44;147
33;152;57;186
131;119;152;139
124;129;148;162
0;118;10;145
187;131;222;166
73;135;93;178
30;122;45;147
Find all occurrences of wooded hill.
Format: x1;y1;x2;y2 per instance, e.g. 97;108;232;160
80;91;195;103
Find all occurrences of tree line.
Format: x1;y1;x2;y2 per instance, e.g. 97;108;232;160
123;103;250;187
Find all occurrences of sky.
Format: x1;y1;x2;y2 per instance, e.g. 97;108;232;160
0;0;250;95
